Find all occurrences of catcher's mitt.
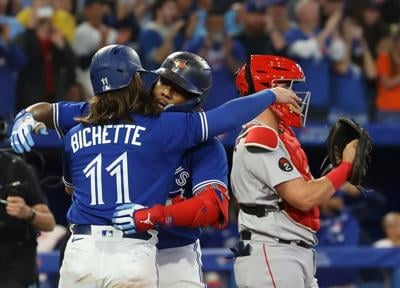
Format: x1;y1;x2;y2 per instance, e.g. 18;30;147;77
326;117;372;186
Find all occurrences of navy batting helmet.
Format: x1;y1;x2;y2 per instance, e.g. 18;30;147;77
90;45;146;95
153;52;212;111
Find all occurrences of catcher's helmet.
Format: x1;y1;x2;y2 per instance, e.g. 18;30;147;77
90;45;146;95
153;52;212;112
236;55;310;128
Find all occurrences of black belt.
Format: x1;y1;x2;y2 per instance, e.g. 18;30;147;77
239;203;282;217
240;231;311;249
70;224;152;240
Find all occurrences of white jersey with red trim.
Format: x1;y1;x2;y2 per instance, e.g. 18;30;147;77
231;120;317;245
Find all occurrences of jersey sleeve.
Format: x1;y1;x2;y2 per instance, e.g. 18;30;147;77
53;101;89;138
162;89;276;155
204;89;276;137
189;139;228;194
161;112;208;155
247;146;302;188
61;153;73;189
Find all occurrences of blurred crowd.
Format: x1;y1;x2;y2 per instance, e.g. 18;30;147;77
2;0;400;287
1;0;400;125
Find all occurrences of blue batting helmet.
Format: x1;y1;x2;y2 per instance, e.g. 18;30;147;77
90;45;146;95
153;52;212;112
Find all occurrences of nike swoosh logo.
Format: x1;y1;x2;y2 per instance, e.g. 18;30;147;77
71;237;84;243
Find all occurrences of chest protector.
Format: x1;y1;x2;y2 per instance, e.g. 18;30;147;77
278;122;320;231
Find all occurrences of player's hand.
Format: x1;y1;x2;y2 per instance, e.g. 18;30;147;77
271;87;302;109
10;110;48;154
6;196;31;220
342;139;358;164
112;203;147;234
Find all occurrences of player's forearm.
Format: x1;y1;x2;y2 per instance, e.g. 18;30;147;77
304;162;352;210
293;178;337;211
205;89;276;136
280;162;352;211
26;102;55;129
134;187;228;231
30;204;56;232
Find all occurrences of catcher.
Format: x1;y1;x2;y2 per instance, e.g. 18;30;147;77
231;55;371;288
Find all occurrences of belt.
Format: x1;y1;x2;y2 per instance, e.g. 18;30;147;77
240;231;311;249
239;203;282;217
70;224;152;240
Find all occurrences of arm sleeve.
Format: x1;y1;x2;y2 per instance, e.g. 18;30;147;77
62;154;73;188
205;89;276;139
53;101;88;138
162;89;276;154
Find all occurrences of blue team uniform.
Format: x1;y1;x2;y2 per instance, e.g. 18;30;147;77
55;102;228;248
156;138;228;249
62;109;211;225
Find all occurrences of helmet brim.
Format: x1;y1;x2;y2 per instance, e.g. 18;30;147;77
152;68;202;95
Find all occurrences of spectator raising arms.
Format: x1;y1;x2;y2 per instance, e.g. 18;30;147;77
15;4;76;110
375;28;400;123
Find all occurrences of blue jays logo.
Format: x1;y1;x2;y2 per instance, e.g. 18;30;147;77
173;59;188;71
175;166;190;187
166;166;191;205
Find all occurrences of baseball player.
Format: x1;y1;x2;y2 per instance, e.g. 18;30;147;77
130;52;229;287
66;51;230;288
231;55;359;288
10;46;299;287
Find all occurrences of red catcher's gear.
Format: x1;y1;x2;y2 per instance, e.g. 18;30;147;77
235;55;309;128
326;161;353;190
242;124;279;151
133;184;229;232
278;122;320;231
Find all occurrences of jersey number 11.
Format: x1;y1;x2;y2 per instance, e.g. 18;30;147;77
83;152;131;205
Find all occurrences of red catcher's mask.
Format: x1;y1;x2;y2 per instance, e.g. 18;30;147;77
235;55;311;128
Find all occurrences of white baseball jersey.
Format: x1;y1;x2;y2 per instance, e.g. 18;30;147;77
231;121;319;288
231;121;317;245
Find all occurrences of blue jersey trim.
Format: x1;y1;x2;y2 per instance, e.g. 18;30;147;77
52;103;63;138
62;176;74;188
199;112;208;142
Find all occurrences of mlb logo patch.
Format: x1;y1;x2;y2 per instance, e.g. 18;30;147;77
102;84;112;91
101;230;114;237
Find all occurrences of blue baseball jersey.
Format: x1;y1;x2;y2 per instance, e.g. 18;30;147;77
54;102;228;248
61;107;210;225
53;91;275;227
156;138;228;249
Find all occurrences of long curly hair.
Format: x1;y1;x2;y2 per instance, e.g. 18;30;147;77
76;75;158;125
